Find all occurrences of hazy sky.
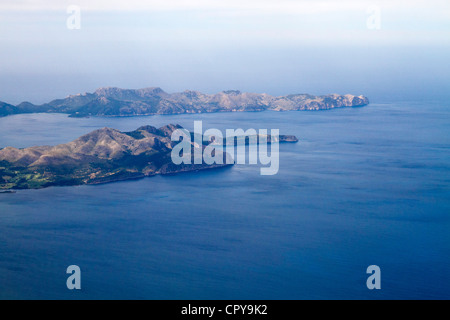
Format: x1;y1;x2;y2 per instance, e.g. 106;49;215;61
0;0;449;104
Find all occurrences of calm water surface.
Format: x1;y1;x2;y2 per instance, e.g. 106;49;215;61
0;102;449;299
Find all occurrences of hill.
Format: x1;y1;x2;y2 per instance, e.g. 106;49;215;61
0;87;369;117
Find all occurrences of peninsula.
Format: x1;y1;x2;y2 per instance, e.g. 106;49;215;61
0;124;298;190
0;87;369;118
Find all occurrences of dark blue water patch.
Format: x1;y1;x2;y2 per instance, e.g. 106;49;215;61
0;102;449;299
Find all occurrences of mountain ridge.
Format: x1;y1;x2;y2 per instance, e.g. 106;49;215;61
0;87;369;118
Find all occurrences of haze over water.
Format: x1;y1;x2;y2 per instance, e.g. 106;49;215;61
0;101;449;299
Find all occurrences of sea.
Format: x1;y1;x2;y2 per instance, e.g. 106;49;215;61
0;101;449;299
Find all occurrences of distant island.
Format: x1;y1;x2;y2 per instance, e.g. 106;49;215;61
0;124;298;190
0;87;369;118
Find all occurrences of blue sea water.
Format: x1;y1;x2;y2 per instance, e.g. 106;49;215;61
0;102;449;299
